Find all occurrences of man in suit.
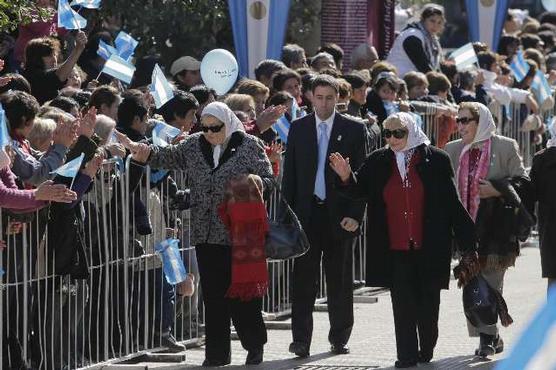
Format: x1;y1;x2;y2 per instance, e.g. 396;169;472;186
282;74;369;357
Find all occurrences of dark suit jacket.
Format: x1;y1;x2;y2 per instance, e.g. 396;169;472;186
282;112;367;240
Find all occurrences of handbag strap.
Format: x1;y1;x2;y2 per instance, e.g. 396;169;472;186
266;178;303;227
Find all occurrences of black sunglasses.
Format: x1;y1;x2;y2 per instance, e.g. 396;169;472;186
383;128;408;139
200;123;225;133
456;117;475;125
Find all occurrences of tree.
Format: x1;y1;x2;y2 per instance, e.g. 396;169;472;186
0;0;51;33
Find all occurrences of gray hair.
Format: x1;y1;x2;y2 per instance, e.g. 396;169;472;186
282;44;306;68
28;118;56;150
95;114;116;143
350;43;378;69
459;70;477;90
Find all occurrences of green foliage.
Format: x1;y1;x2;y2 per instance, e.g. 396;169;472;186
0;0;52;33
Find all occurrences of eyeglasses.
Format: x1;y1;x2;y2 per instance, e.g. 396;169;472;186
200;123;225;133
455;117;475;125
383;128;408;139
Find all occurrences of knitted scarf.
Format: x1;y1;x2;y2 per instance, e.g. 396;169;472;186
218;175;269;301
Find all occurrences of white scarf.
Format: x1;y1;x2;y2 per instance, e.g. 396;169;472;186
201;102;245;168
389;112;431;180
459;103;497;160
548;117;556;148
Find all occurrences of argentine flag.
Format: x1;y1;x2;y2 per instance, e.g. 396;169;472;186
151;120;181;147
155;239;188;285
510;51;530;83
58;0;87;30
150;64;175;109
101;54;136;84
496;286;556;370
71;0;101;9
465;0;509;51
97;40;118;61
450;43;478;72
51;153;84;179
273;115;290;144
229;0;291;78
0;104;10;149
114;31;138;62
531;70;552;105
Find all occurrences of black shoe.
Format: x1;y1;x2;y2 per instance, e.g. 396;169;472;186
288;342;310;358
160;332;186;352
245;348;264;365
493;335;504;354
418;349;433;363
475;333;496;357
330;343;350;354
395;359;418;368
202;357;231;367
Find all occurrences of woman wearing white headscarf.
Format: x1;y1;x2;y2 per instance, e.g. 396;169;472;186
529;120;556;293
119;101;274;367
330;112;476;368
445;102;530;358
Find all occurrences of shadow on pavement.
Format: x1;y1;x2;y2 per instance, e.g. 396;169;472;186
379;355;502;369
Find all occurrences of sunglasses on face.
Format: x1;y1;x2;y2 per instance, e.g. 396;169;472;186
200;123;225;133
383;128;408;139
455;116;475;125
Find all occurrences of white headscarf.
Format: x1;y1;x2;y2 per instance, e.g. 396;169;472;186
387;112;430;180
548;117;556;148
459;102;496;160
201;102;245;168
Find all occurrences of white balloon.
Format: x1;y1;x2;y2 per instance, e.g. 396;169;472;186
200;49;239;96
542;0;556;12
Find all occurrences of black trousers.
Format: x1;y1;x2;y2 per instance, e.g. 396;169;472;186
390;251;441;362
195;244;267;361
291;201;354;347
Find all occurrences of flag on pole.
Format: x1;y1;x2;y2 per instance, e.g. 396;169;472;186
97;40;118;61
495;286;556;370
58;0;87;30
531;70;552;105
50;153;84;178
273;115;290;144
510;51;530;83
114;31;138;62
70;0;101;9
229;0;291;78
0;104;10;149
450;43;478;71
151;120;181;147
101;54;136;84
155;239;188;285
150;64;175;109
465;0;509;51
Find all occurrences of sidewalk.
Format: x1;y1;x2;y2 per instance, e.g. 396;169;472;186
132;246;546;370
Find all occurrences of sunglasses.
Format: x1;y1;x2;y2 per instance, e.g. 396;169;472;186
383;128;408;139
200;123;225;133
456;117;475;125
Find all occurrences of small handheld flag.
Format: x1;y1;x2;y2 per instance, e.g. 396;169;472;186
151;120;181;147
101;54;136;84
0;104;11;149
531;70;552;105
114;31;138;62
155;239;188;285
51;153;85;179
273;115;290;144
450;43;478;71
150;64;175;109
58;0;87;30
510;51;530;83
97;40;118;61
70;0;102;9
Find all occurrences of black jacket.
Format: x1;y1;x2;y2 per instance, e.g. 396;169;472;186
282;112;367;240
365;90;387;126
530;147;556;278
339;144;477;289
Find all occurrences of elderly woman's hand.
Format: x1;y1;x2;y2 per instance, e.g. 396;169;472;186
329;152;351;183
82;152;105;178
53;120;78;148
35;180;77;203
113;131;151;163
78;107;97;138
105;142;126;158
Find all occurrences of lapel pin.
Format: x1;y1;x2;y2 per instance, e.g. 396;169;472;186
337;135;342;141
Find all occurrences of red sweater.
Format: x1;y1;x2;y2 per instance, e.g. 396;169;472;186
383;152;425;251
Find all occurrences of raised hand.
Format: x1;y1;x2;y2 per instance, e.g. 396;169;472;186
53;120;78;148
78;106;97;138
328;152;351;182
114;131;152;163
35;180;78;203
82;152;105;178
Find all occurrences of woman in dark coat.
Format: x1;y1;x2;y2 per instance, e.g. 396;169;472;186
530;123;556;291
329;112;477;368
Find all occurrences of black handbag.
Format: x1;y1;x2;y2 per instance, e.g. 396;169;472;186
462;275;498;327
265;190;310;261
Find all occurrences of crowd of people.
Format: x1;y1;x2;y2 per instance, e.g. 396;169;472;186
0;1;555;369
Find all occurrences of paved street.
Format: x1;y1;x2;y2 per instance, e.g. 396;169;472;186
129;246;546;370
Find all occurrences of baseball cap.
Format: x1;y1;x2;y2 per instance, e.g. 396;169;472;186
170;56;201;76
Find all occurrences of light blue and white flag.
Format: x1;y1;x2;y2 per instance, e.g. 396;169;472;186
291;99;306;120
273;115;290;144
0;104;10;149
229;0;291;78
97;40;118;61
101;54;136;84
150;64;175;109
58;0;87;30
70;0;101;9
496;286;556;370
510;51;530;83
450;43;478;71
155;238;188;285
531;70;552;105
465;0;509;51
114;31;138;62
151;120;181;147
51;153;84;178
